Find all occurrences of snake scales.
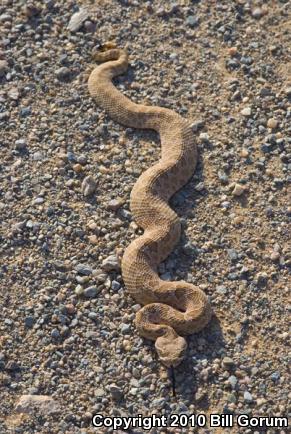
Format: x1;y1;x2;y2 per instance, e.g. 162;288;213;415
88;48;212;367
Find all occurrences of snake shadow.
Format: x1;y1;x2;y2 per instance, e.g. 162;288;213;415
165;151;225;407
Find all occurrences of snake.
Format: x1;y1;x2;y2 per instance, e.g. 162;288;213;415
88;47;212;367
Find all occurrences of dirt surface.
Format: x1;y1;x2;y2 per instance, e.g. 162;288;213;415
0;1;290;433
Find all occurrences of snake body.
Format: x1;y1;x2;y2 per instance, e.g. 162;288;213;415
88;48;212;367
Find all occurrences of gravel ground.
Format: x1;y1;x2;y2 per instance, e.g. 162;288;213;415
0;0;290;433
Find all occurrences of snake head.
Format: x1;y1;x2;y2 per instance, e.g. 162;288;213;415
155;334;187;368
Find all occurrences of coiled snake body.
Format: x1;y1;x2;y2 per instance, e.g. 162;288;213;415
88;48;212;367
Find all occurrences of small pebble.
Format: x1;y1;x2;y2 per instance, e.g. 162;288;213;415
267;118;278;129
0;59;8;78
195;182;204;192
81;176;97;196
270;372;280;382
228;47;238;57
8;87;20;100
51;329;60;340
244;391;253;403
75;285;84;296
241;107;252;117
252;8;263;19
186;16;199;28
240;148;249;158
88;235;99;244
24;4;40;18
107;198;124;211
55;67;71;81
95;388;105;398
15;139;27;150
72;163;84;173
84;286;99;298
232;183;246;197
24;317;35;329
222;357;235;369
108;383;123;401
228;375;238;389
75;264;92;275
270;251;280;262
111;280;121;291
14;395;60;415
68;9;89;32
101;255;121;272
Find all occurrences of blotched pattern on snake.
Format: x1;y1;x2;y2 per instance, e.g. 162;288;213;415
88;48;212;367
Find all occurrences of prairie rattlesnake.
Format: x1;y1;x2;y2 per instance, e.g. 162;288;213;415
88;48;212;367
